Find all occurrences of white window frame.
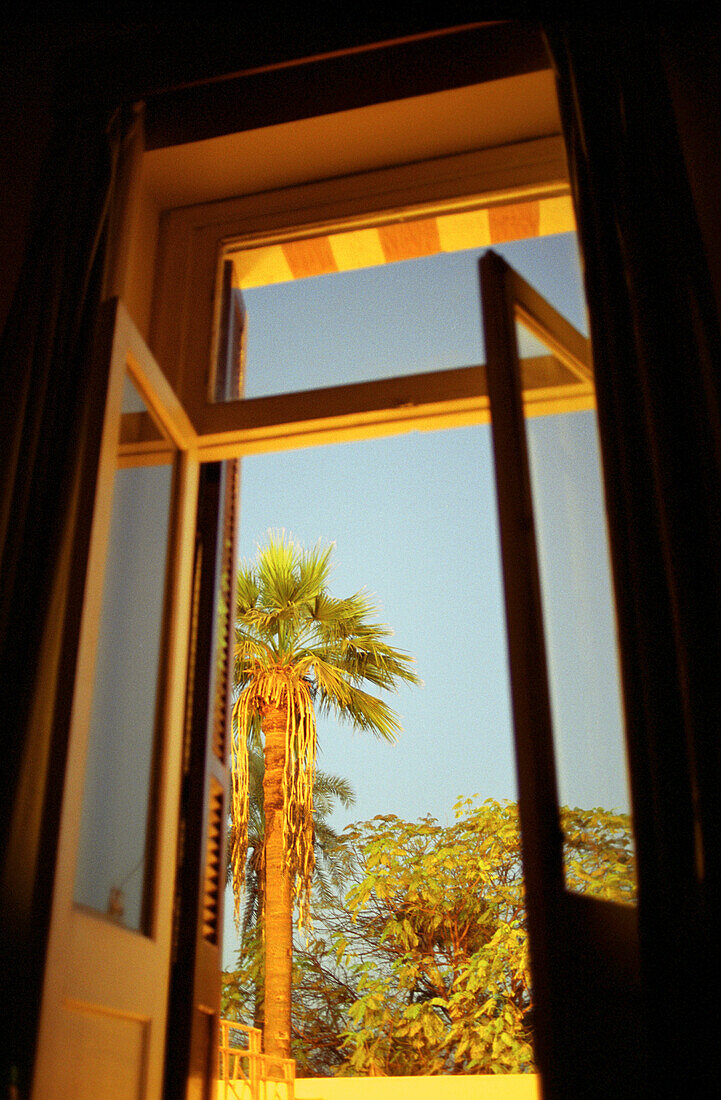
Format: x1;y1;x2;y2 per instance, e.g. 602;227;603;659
149;135;576;456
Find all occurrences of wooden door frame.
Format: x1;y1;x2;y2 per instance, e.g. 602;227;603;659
31;300;200;1100
480;250;645;1096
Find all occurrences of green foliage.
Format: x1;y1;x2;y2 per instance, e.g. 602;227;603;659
560;805;637;901
332;798;636;1076
223;923;265;1029
332;800;534;1076
223;796;636;1077
234;531;422;745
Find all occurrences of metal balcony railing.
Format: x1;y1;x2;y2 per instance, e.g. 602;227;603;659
219;1019;295;1100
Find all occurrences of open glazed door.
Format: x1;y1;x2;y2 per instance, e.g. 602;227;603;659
30;300;230;1100
480;251;647;1097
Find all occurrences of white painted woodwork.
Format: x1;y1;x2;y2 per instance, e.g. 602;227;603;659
32;301;199;1100
142;71;562;211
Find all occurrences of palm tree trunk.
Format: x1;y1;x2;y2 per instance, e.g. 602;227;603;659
253;938;265;1035
261;702;293;1061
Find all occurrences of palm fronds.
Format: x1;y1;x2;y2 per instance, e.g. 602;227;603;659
230;531;420;930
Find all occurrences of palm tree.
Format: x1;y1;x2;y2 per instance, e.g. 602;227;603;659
230;532;420;1059
227;750;355;1034
229;750;356;941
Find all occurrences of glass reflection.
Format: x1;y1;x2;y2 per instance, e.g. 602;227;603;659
516;319;636;900
74;374;173;930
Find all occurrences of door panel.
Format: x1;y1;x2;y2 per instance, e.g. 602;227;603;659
480;251;646;1096
32;300;199;1099
56;1005;147;1100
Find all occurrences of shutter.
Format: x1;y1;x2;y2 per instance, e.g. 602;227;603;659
163;459;238;1099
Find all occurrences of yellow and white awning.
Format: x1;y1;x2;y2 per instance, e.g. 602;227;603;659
230;195;575;290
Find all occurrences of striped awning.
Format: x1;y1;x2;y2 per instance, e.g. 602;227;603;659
230;195;575;290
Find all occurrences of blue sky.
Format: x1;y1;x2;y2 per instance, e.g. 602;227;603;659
222;232;630;965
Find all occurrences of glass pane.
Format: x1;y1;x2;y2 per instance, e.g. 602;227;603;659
220;230;583;400
74;373;174;931
516;318;637;902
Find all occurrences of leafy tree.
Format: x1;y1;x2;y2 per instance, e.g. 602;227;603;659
230;533;420;1058
290;798;636;1076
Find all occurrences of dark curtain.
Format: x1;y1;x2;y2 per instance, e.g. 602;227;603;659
544;20;721;1092
0;102;126;1096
